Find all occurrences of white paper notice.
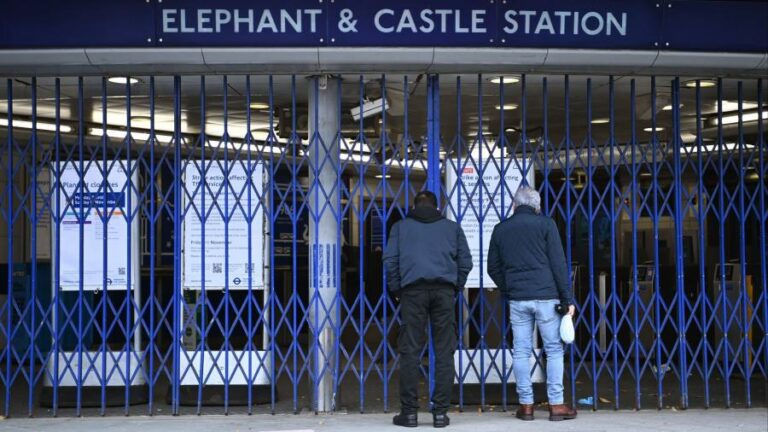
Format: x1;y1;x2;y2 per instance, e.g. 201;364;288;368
35;170;52;260
446;158;534;288
55;161;138;291
182;161;265;290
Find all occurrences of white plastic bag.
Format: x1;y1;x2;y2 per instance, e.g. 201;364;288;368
560;315;575;344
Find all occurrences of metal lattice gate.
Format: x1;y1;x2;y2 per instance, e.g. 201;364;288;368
0;74;765;416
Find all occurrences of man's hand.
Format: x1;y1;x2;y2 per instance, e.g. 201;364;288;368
567;305;576;317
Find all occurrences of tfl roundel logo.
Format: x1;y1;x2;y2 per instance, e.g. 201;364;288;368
233;277;241;286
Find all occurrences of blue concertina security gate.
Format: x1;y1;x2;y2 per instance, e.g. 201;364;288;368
0;74;765;416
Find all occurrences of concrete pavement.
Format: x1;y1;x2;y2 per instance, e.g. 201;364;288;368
0;409;766;432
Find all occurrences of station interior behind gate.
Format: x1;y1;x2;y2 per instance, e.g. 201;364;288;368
0;73;765;416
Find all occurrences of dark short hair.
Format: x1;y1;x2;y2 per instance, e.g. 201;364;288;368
414;191;438;208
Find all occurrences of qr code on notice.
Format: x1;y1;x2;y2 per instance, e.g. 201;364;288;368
118;267;126;276
244;263;253;274
212;263;222;274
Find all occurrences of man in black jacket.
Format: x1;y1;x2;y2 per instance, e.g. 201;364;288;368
487;186;577;422
383;191;472;428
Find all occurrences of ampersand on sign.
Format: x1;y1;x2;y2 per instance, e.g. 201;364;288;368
338;8;358;33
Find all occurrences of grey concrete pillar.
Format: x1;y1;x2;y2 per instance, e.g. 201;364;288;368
307;75;341;412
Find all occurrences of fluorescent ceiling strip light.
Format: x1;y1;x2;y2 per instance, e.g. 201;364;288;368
88;127;173;143
662;104;684;111
108;77;140;85
341;153;371;164
256;144;284;155
344;141;371;154
720;100;759;111
683;79;716;88
1;118;72;133
490;76;520;84
712;111;761;126
684;142;755;153
381;158;428;171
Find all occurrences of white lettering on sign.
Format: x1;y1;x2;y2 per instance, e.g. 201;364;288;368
257;10;278;33
197;9;213;33
397;10;417;33
374;9;395;33
471;10;486;33
162;9;322;34
503;10;626;36
534;12;555;34
234;9;254;33
161;8;627;38
162;9;177;33
215;9;231;33
375;9;488;34
419;10;435;33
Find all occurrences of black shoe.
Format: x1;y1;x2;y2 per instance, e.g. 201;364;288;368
393;412;418;428
433;413;450;428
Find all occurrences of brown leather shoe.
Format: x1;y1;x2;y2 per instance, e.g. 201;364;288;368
548;404;577;421
515;404;534;421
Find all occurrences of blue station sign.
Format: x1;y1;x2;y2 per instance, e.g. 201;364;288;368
0;0;766;52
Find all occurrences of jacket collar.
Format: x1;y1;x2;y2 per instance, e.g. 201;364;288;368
514;205;538;215
407;205;444;223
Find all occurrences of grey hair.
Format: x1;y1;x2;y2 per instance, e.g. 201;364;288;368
514;185;541;213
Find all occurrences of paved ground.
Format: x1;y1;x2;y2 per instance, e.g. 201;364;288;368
1;409;766;432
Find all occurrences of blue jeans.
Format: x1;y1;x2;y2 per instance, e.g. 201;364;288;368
509;299;564;405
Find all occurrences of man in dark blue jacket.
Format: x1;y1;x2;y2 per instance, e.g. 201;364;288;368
384;191;472;428
487;186;577;422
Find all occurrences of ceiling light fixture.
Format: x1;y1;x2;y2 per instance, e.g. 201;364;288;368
129;115;153;123
684;142;755;153
662;104;684;111
468;131;494;137
250;122;278;132
0;118;73;133
710;111;762;126
346;141;371;154
683;79;716;88
643;126;665;132
719;100;760;112
680;132;698;143
88;127;173;142
591;118;610;124
108;77;140;85
249;102;270;110
343;153;371;164
495;103;518;110
489;76;520;85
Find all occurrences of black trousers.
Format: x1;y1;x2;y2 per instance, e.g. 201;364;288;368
398;285;457;414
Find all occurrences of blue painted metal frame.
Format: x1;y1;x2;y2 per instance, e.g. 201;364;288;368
0;74;765;417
